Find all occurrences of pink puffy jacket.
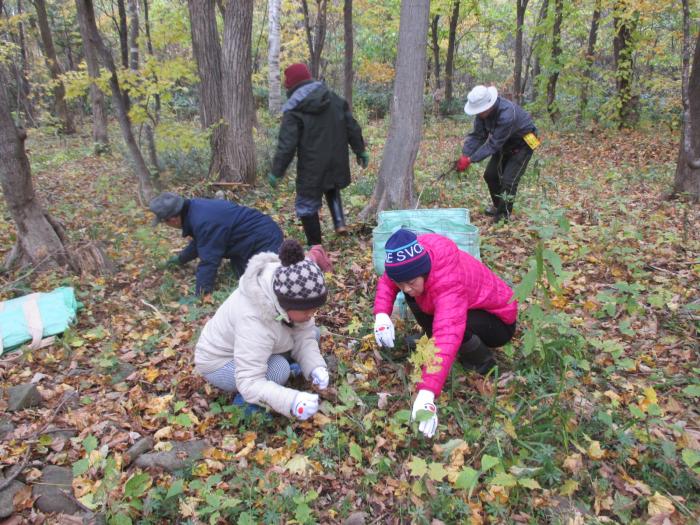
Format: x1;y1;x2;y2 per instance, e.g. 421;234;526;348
374;234;517;396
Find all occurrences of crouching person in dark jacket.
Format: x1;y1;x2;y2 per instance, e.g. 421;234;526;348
268;63;368;272
149;192;284;295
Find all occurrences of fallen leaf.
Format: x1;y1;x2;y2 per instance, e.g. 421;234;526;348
647;492;675;516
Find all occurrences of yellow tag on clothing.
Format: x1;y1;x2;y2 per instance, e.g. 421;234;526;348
523;132;541;150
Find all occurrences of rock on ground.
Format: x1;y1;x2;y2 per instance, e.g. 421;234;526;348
7;383;43;411
134;440;209;472
33;465;79;515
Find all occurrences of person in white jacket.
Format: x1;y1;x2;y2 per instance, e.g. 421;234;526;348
194;239;330;420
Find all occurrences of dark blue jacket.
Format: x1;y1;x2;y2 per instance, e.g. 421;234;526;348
462;97;537;163
177;199;283;294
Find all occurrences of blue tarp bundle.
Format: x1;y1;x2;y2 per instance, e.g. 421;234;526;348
0;287;79;355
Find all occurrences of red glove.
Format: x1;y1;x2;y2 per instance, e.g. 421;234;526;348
455;155;471;172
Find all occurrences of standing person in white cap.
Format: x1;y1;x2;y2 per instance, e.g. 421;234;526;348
455;85;539;223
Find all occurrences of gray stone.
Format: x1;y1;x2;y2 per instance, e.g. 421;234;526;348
124;437;154;465
43;427;78;440
33;465;79;515
0;480;27;519
344;512;368;525
134;440;209;472
0;418;15;439
7;383;43;411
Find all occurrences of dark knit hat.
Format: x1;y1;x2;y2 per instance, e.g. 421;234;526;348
273;239;328;311
384;229;431;283
149;192;185;226
284;63;312;90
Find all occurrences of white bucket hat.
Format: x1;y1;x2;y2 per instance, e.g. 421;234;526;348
464;85;498;115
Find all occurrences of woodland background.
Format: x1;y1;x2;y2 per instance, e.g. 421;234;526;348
0;0;699;523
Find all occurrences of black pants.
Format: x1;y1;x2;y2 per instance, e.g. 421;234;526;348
406;296;515;350
483;147;532;216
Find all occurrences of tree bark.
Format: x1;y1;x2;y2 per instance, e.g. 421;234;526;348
444;0;459;108
545;0;562;122
430;15;441;89
141;0;161;172
578;0;601;122
76;0;158;204
75;0;109;150
301;0;328;78
360;0;430;219
16;0;36;126
221;0;256;183
513;0;528;105
268;0;282;113
33;0;75;134
613;0;638;128
343;0;353;110
530;0;548;102
116;0;129;68
188;0;232;180
0;68;77;272
673;1;700;200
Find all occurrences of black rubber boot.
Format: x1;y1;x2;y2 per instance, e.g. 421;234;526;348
458;335;496;375
324;188;347;234
484;205;499;216
300;214;322;246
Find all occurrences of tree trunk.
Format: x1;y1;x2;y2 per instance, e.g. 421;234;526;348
444;0;459;108
75;0;109;150
301;0;328;78
578;0;601;123
128;0;139;70
141;0;161;172
546;0;562;122
267;0;282;113
221;0;256;183
76;0;158;204
117;0;129;68
530;0;548;102
16;0;36;126
673;2;700;200
360;0;430;220
343;0;353;110
613;0;638;128
188;0;232;180
0;69;77;272
513;0;528;105
430;15;441;89
33;0;75;134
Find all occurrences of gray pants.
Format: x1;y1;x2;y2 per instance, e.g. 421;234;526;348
203;354;291;393
483;147;532;216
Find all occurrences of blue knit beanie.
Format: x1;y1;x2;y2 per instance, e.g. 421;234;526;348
384;229;431;282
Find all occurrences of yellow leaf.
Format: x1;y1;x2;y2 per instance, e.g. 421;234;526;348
179;497;199;518
587;441;605;460
559;479;579;496
191;462;209;477
503;419;518;439
153;441;173;452
154;426;173;441
647;492;675;516
640;387;658;412
563;453;583;474
146;394;173;415
285;454;311;475
142;367;160;382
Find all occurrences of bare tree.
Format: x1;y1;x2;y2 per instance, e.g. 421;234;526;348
513;0;529;105
545;0;562;122
75;0;109;150
673;0;700;200
301;0;328;78
268;0;282;113
221;0;256;183
444;0;459;109
360;0;430;219
76;0;158;204
0;69;77;272
343;0;353;110
33;0;75;133
578;0;601;122
530;0;548;101
141;0;161;172
116;0;129;68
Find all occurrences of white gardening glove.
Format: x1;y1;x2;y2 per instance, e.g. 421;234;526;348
411;389;438;438
374;313;395;348
291;392;319;421
310;367;329;390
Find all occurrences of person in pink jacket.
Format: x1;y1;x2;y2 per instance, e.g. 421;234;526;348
373;229;517;438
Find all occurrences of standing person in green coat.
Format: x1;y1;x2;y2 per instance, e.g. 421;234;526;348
268;63;369;271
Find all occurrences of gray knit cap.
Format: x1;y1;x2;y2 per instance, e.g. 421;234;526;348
149;192;185;226
273;240;327;311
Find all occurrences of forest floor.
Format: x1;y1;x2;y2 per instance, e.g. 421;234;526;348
0;117;698;525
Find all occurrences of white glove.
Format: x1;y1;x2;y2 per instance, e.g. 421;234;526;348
310;367;329;389
411;389;438;438
374;313;395;348
291;392;319;421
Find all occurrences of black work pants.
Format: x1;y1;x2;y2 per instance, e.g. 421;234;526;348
405;295;515;349
483;147;532;216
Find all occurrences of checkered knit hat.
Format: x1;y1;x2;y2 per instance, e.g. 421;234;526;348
273;240;327;310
